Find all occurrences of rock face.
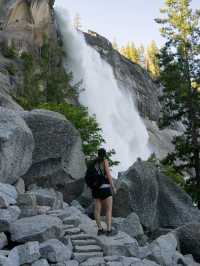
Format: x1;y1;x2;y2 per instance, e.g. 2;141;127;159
113;160;200;231
20;109;86;202
112;213;146;244
174;223;200;262
0;0;56;54
84;31;161;122
0;107;34;184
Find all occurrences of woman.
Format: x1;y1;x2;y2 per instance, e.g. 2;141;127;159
92;148;117;236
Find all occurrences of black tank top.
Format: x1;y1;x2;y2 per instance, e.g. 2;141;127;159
94;160;109;185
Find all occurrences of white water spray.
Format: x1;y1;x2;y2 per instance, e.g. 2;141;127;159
55;8;151;176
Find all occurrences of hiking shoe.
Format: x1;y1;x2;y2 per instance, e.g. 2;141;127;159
106;229;115;237
97;228;105;236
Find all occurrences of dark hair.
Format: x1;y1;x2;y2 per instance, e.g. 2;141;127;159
97;148;107;162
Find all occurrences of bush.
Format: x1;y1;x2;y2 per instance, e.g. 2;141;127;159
161;164;185;188
6;63;16;75
2;45;17;58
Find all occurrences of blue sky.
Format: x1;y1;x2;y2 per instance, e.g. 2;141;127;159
55;0;200;48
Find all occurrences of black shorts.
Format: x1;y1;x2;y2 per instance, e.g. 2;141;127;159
92;187;112;200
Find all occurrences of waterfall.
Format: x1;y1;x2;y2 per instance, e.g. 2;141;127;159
55;8;151;177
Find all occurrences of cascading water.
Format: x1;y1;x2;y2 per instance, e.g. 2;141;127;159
55;8;151;177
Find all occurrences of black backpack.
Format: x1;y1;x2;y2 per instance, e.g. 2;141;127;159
85;160;105;190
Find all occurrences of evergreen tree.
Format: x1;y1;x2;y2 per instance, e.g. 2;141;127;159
138;44;145;68
120;42;140;64
73;13;82;30
146;41;160;79
156;0;200;206
112;38;118;51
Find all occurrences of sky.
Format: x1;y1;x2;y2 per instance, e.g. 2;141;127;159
55;0;200;48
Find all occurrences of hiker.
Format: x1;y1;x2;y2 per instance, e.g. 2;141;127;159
85;148;117;236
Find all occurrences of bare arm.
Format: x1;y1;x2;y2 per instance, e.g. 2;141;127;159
104;159;115;189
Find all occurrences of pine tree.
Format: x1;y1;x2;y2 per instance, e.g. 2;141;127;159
73;13;82;30
120;42;140;64
156;0;200;206
146;41;160;79
112;38;118;51
138;44;145;68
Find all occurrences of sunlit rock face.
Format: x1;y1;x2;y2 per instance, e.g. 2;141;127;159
0;0;57;53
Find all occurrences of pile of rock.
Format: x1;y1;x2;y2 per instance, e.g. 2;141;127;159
0;178;200;266
0;105;200;265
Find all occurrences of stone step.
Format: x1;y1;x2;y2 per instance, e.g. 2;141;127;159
62;224;76;230
62;217;80;226
70;233;95;241
72;239;97;246
64;227;81;235
74;245;102;253
73;252;104;263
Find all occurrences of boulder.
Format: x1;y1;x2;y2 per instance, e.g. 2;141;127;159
0;89;23;111
112;213;145;244
0;182;18;207
113;160;200;231
39;239;72;263
0;233;7;249
20;109;86;202
173;252;200;266
95;231;139;257
174;223;200;262
14;178;25;194
0;206;21;232
17;192;38;218
146;233;178;266
80;257;105;266
0;255;12;266
10;214;63;243
0;107;34;184
32;259;50;266
8;241;40;266
29;187;63;210
104;256;160;266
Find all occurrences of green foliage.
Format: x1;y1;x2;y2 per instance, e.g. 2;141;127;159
156;0;200;206
2;44;17;58
16;37;78;109
18;52;43;109
184;180;200;206
6;63;16;76
161;164;185;187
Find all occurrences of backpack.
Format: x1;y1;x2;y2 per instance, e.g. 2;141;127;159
85;160;106;190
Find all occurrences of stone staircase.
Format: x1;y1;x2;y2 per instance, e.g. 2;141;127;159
61;212;104;263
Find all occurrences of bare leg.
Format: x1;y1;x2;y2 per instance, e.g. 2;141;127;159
94;199;103;229
103;196;113;231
